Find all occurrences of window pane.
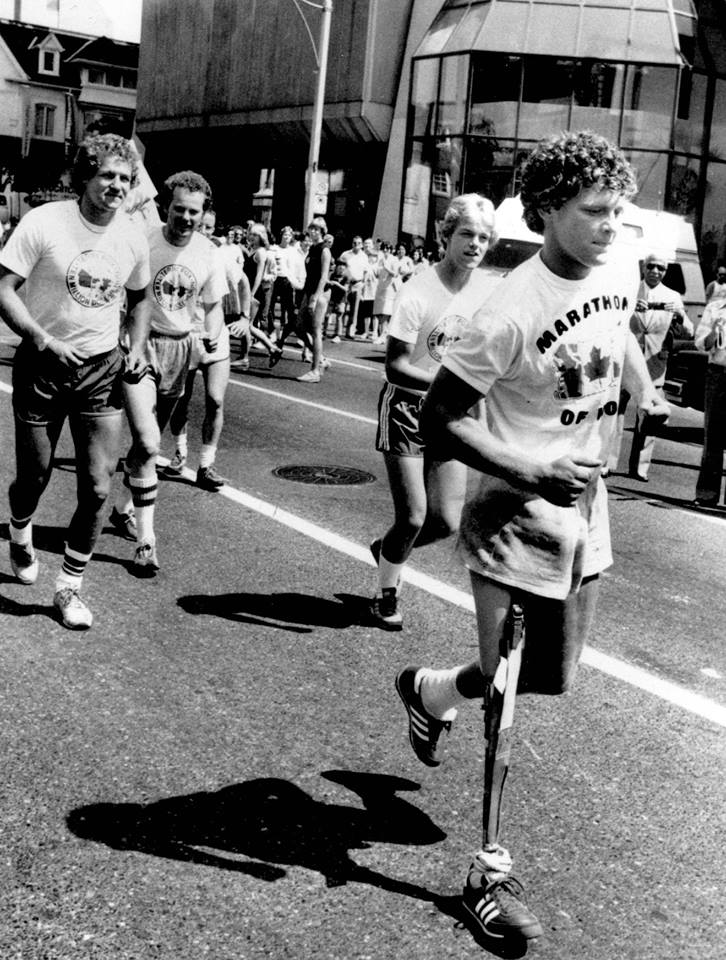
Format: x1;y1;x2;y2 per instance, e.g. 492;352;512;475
410;59;438;138
437;55;469;135
621;65;676;150
518;58;572;142
709;79;726;159
570;62;624;144
416;7;462;57
701;161;726;273
667;155;700;221
432;135;463;208
462;138;516;208
625;150;668;210
674;71;707;155
469;54;520;138
401;142;431;242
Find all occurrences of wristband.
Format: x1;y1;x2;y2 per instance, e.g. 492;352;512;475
36;331;54;351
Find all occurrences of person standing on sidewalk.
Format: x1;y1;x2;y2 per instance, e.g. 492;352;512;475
693;295;726;507
0;133;150;629
606;252;690;480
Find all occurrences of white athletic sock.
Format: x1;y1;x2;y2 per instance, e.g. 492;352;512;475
9;517;33;546
199;444;216;469
129;475;157;545
55;569;83;592
468;846;513;887
378;555;404;593
173;432;188;458
419;666;465;721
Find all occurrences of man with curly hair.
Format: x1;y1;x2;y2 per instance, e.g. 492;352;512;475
110;170;226;574
394;131;669;945
0;134;150;628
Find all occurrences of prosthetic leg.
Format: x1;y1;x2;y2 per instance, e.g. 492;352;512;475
463;600;543;943
483;601;525;846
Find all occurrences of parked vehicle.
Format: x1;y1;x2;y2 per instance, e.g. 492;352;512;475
482;196;708;410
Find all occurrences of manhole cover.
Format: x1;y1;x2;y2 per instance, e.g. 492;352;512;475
273;464;376;486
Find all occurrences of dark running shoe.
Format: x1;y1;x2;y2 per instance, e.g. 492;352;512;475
462;872;543;941
395;666;453;767
163;450;187;476
196;466;227;491
109;507;137;541
369;587;402;631
133;541;160;577
9;540;39;584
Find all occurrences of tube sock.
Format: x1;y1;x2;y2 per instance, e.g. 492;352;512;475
199;444;217;469
418;666;467;721
129;475;157;545
10;515;33;546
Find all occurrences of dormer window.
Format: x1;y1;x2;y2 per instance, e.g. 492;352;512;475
37;34;63;76
40;49;58;74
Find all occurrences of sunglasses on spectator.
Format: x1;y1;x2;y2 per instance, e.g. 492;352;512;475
645;263;667;271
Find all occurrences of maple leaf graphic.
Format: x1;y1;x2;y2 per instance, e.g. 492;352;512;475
584;345;611;381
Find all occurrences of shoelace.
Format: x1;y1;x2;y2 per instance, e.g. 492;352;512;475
57;587;83;608
487;875;526;903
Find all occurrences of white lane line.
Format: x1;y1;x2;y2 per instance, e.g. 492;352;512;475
226;376;378;426
190;467;725;730
1;379;724;726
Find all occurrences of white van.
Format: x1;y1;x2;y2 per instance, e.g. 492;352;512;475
482;196;706;327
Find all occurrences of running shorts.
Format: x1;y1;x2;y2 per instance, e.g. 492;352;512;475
148;331;192;398
375;382;425;457
12;341;124;425
189;324;231;371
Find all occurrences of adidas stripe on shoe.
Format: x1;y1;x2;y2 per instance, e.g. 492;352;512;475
462;873;543;941
395;666;454;767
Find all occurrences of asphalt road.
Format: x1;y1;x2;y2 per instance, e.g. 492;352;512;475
0;330;724;960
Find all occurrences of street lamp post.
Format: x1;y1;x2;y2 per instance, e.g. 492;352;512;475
292;0;333;228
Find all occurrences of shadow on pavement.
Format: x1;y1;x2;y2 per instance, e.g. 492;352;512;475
66;771;526;958
0;523;127;568
177;591;368;632
606;482;726;518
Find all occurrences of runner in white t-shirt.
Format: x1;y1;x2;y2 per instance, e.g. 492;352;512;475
369;194;499;631
393;132;670;946
111;171;226;575
0;134;150;630
165;208;244;491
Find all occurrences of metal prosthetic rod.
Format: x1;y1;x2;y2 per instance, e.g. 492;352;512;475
482;602;525;847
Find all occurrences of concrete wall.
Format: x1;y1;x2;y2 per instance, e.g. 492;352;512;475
372;0;442;242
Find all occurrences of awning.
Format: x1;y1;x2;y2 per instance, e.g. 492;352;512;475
415;0;697;67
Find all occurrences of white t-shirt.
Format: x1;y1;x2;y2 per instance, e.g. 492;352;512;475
0;200;150;355
444;252;640;599
148;229;226;335
387;265;501;392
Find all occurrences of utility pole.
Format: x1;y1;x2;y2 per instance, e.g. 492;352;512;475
302;0;332;227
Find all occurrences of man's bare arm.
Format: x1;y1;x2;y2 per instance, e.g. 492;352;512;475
421;367;601;507
0;266;86;365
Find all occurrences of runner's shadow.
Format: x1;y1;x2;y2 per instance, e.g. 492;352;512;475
0;593;54;619
0;523;129;567
177;591;364;632
66;771;524;958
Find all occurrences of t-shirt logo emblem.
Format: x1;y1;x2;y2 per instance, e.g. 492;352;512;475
66;250;122;308
153;264;196;311
427;314;467;362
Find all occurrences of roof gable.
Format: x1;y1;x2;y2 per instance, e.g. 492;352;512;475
0;19;137;86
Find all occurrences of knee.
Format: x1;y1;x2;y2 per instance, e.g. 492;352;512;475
132;430;160;463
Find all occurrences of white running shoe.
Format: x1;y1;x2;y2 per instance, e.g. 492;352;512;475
54;587;93;629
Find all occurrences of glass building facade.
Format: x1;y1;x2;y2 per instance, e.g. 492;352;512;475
401;0;726;275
